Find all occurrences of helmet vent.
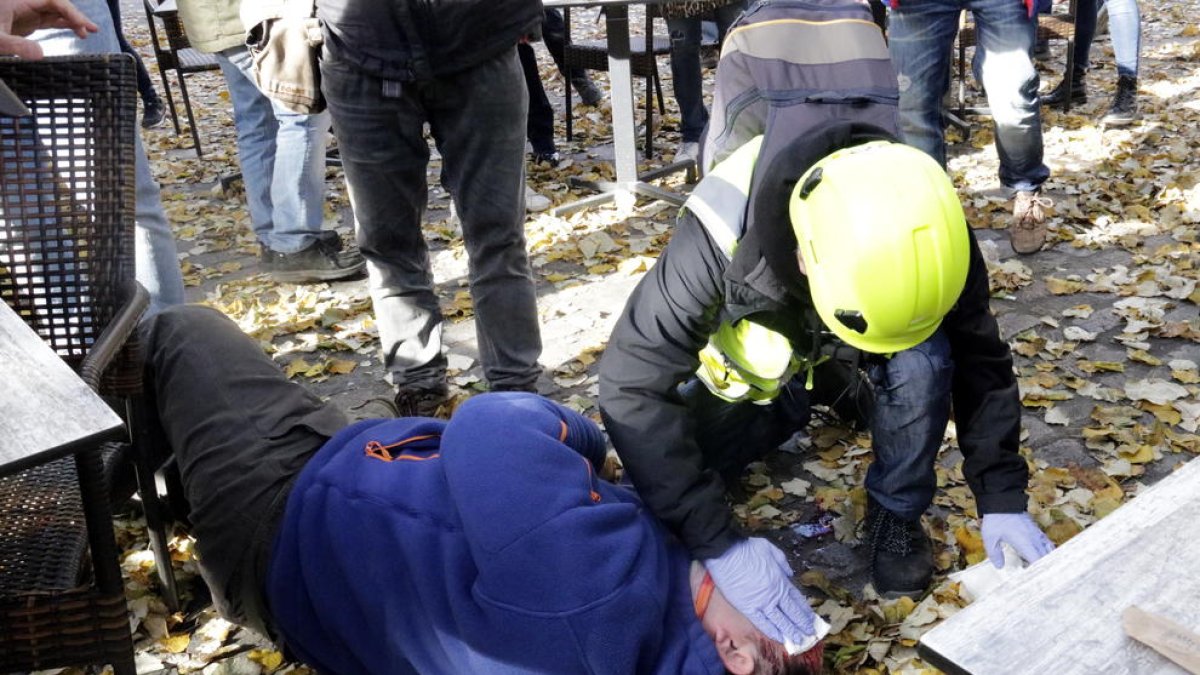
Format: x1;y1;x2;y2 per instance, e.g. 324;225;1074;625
834;310;868;334
798;167;823;199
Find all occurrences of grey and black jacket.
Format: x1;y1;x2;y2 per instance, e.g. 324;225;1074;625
599;121;1030;559
316;0;542;81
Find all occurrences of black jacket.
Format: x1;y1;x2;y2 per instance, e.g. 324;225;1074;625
599;124;1030;559
317;0;542;81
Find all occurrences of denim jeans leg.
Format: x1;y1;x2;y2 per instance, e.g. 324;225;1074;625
971;0;1049;192
1106;0;1140;78
428;48;543;389
217;49;278;245
266;101;331;253
31;0;185;316
887;0;963;168
865;330;953;520
668;17;707;143
320;55;446;390
219;47;331;253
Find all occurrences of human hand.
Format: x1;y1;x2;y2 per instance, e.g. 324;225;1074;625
1;0;98;59
981;512;1054;568
704;537;818;644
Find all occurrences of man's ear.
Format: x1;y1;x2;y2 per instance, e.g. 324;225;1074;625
716;636;755;675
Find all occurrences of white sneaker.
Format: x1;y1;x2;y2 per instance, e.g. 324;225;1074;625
525;185;552;213
675;141;700;164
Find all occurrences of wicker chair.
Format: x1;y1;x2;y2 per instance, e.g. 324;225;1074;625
0;54;174;675
953;0;1079;124
142;0;221;157
563;6;671;158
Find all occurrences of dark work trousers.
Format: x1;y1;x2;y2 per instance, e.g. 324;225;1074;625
140;305;348;636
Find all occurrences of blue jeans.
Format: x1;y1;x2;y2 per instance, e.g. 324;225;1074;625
888;0;1049;193
217;47;332;254
667;3;746;143
865;330;953;520
320;47;543;391
30;0;185;316
1069;0;1140;79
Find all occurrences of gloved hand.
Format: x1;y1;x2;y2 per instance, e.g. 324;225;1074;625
704;537;817;644
981;513;1055;569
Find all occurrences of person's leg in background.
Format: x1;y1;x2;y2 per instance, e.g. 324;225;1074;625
1042;0;1096;106
320;51;451;415
971;0;1051;254
541;8;602;106
517;41;555;213
429;47;543;394
887;0;962;168
1101;0;1139;125
863;330;953;597
666;16;706;162
32;0;186;316
518;41;559;167
216;46;363;282
104;0;166;128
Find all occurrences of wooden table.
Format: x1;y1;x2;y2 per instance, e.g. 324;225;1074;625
543;0;694;215
0;302;124;477
919;457;1200;674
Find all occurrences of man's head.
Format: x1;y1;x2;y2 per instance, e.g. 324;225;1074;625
691;563;824;675
788;140;970;355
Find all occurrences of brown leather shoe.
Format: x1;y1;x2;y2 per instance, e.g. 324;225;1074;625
1011;190;1052;255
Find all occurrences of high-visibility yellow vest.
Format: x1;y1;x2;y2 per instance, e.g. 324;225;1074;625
686;137;801;405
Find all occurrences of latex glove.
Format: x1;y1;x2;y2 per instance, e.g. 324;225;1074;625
704;537;817;644
981;513;1055;569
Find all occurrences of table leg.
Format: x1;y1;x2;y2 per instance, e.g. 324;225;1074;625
551;4;695;217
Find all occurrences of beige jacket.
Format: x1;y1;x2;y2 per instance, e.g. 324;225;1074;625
175;0;245;54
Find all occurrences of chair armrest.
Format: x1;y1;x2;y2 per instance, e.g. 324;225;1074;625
78;281;149;392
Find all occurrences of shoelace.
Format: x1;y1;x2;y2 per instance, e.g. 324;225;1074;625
870;509;916;557
1015;194;1054;228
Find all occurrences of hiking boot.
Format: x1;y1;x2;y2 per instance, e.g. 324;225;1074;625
571;75;603;107
394;385;449;418
866;500;933;598
1102;75;1139;127
491;382;539;394
1011;190;1052;255
347;397;399;422
142;97;167;129
1042;74;1086;107
262;233;366;283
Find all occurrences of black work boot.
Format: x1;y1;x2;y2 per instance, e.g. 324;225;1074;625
866;499;934;599
261;232;365;283
394;385;450;418
1102;75;1138;127
1042;73;1087;107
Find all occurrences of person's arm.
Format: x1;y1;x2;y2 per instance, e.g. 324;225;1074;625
599;213;739;559
0;0;96;58
943;229;1031;514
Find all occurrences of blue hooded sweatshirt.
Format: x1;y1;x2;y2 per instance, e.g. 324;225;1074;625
266;393;725;674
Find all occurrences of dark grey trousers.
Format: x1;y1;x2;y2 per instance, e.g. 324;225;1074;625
141;305;347;635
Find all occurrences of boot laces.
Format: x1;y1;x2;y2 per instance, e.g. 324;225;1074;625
870;508;917;557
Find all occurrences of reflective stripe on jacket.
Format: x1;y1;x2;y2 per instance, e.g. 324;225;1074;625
687;137;800;404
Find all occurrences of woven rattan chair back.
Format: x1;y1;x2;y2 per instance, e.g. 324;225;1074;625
0;54;146;675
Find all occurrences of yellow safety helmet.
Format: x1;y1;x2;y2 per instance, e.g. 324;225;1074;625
789;141;969;354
